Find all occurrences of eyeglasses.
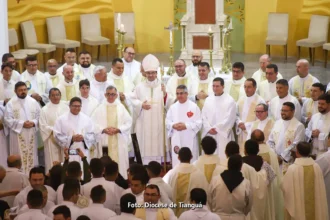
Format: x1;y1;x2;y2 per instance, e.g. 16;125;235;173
105;93;117;97
176;92;187;95
126;52;135;56
144;193;159;197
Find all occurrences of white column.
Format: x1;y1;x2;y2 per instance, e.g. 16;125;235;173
0;0;9;58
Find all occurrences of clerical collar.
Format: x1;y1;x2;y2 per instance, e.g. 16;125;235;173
279;94;289;100
81;95;89;100
246;93;256;100
177;73;186;78
49;72;57;77
28;71;37;76
65;79;73;84
299;73;309;79
199;78;209;83
214;92;224;96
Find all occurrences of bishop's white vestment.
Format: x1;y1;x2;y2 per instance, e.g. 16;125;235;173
166;100;202;167
4;96;40;174
282;157;328;220
39;101;69;172
91;100;132;179
201;93;236;159
269;94;301;121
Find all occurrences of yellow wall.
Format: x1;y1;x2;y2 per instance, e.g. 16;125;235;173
7;0;173;58
245;0;330;59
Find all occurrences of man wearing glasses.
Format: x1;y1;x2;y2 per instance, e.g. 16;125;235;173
21;56;52;106
91;85;132;179
122;47;141;84
247;103;274;142
224;62;246;102
54;97;95;163
44;59;62;87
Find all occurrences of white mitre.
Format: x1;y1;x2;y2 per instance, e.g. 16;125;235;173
142;54;160;72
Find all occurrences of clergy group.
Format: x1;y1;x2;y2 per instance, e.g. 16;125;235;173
1;48;330;220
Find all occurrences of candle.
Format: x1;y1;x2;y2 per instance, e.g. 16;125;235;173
208;25;212;33
170;30;173;45
117;13;121;29
120;24;125;32
229;18;233;29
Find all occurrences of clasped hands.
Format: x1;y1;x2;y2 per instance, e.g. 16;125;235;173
103;127;120;135
172;123;187;131
196;91;208;100
23;121;35;128
72;134;84;142
311;129;320;138
238;122;246;131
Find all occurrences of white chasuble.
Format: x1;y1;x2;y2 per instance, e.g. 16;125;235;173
91;100;132;179
247;118;274;141
306;112;330;156
193;155;225;183
269;94;302;121
166;73;195;107
4;96;40;174
236;94;265;154
282;157;328;220
53;112;95;162
224;77;246;102
56;79;80;101
39;101;69;172
301;98;318;124
166;100;202;167
80;96;99;117
316;149;330;219
202;94;236;159
45;72;63;87
258;80;278;103
130;79;171;164
289;74;319;102
89;79;114;104
252;68;283;85
0;79;16;106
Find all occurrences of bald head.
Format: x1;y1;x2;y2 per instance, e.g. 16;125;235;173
123;47;136;63
7;155;22;168
0;166;6;183
192;50;203;66
296;59;309;77
47;59;58;75
250;129;265;143
63;65;74;81
174;59;186;76
259;54;271;72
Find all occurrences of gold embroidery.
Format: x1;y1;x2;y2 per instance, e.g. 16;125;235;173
204;164;216;183
107;105;119;163
303;165;315;220
177;78;188;86
259;152;271;165
65;85;76;101
197;83;209;110
176;173;190;216
292;75;314;98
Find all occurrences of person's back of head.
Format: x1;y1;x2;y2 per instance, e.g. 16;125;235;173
62;178;80;202
244;139;259;156
296;142;311;158
146;161;162;178
49;164;63;191
105;161;119;181
190;188;207;205
100;156;112;167
76;216;91;220
250;129;265;143
201;136;217;155
228;155;243;171
120;193;136;214
90;158;104;178
178;147;192;163
7;155;22;168
27;189;43;209
53;205;71;220
90;185;106;204
225;141;240;158
67;161;82;179
129;163;149;183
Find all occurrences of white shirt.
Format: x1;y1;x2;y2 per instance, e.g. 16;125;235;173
18;201;55;215
14;209;51;220
82;203;117;220
121;188;144;204
179;205;220;220
47;201;82;220
108;213;141;220
148;177;173;204
0;78;16;106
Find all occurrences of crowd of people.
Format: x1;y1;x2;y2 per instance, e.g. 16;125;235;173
0;47;330;220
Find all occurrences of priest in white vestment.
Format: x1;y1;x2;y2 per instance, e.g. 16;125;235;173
0;63;17;106
282;142;328;220
163;147;209;217
224;62;246;102
289;59;319;104
209;154;253;220
89;65;114;103
236;78;265;154
0;106;8;167
1;53;22;82
316;138;330;218
202;77;236;159
302;83;325;125
122;47;141;83
135;184;177;220
4;82;40;174
251;54;283;86
56;65;80;101
193;136;225;183
77;50;95;81
53;97;95;162
306;94;330;156
257;64;281;103
39;88;69;172
57;48;84;81
269;79;301;121
166;59;195;107
21;56;52;106
78;79;99;116
130;54;171;164
44;59;63;87
166;85;202;166
251;130;283;220
91;85;132;179
268;102;305;170
186;50;214;79
190;62;213;110
247;103;274;141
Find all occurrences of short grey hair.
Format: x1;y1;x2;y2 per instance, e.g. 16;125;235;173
256;103;268;111
176;84;188;93
106;85;117;92
93;65;107;75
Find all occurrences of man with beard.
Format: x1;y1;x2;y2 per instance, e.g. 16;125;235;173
122;47;141;84
44;59;63;87
77;50;95;81
251;54;282;85
1;53;22;81
57;48;84;81
4;82;41;174
306;94;330;156
186;50;214;79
